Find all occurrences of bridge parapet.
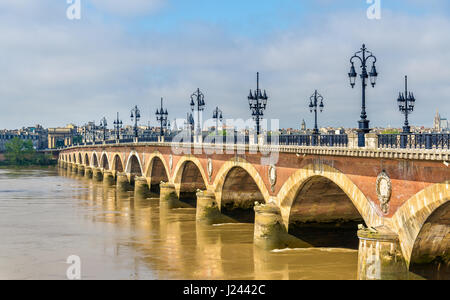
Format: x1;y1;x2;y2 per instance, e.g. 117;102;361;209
60;141;450;162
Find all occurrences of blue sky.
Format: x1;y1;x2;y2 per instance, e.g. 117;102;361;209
0;0;449;130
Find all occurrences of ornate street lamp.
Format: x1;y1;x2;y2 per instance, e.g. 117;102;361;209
113;112;123;140
349;44;378;147
130;105;141;138
397;76;416;134
309;90;325;135
248;72;269;136
100;117;107;141
190;88;206;139
212;106;223;135
156;97;169;138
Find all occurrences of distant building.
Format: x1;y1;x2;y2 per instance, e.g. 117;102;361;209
434;110;448;132
301;119;306;131
47;126;77;149
0;130;41;152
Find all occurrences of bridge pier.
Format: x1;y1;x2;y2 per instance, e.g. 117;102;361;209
93;168;103;182
103;171;115;186
117;172;133;192
254;203;288;250
71;164;78;174
77;165;85;177
196;190;222;225
357;226;408;280
160;182;179;209
134;176;151;198
84;167;93;179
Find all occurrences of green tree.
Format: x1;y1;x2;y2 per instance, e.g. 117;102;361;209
4;138;36;165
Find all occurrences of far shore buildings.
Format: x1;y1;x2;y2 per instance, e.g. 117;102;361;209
434;110;449;133
0;125;47;152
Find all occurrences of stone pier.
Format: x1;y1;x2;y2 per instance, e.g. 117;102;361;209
160;182;179;209
116;172;132;192
357;226;409;280
84;167;93;179
254;203;288;250
196;190;222;225
103;171;115;186
93;168;103;182
77;165;85;177
134;176;151;198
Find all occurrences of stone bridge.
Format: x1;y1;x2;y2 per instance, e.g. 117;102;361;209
58;141;449;280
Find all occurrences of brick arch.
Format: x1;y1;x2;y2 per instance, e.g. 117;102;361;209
84;153;90;166
173;156;208;203
278;163;383;230
173;156;208;188
100;152;110;170
213;157;271;209
125;151;143;176
391;181;449;267
90;152;99;168
111;153;124;173
144;152;170;193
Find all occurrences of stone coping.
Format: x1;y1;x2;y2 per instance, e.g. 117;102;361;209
59;142;450;162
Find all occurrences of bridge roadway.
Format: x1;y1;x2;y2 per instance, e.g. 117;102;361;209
58;139;449;280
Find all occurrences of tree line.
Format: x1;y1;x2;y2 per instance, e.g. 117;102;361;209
0;138;56;166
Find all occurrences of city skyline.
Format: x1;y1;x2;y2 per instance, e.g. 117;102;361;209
0;1;449;130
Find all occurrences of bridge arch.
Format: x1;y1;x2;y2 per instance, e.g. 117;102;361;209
100;152;110;170
391;181;449;271
72;153;76;164
90;152;99;168
84;153;90;166
213;157;270;222
144;152;170;193
111;153;124;173
173;156;208;206
125;152;143;176
77;153;82;164
278;163;382;230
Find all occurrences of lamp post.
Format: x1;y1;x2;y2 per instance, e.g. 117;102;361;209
309;90;325;135
397;76;416;149
348;44;378;147
130;105;141;139
212;107;223;136
100;117;107;141
248;72;268;136
190;88;206;142
397;76;416;134
113;112;123;140
156;97;169;138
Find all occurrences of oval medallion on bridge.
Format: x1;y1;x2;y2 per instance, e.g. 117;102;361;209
169;155;173;170
207;158;213;181
376;171;392;215
268;165;277;192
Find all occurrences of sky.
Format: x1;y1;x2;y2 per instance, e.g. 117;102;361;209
0;0;449;130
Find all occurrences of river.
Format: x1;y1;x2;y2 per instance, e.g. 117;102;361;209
0;167;388;280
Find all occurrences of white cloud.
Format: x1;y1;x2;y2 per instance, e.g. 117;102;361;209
0;3;448;131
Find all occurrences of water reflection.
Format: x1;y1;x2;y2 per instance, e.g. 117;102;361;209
0;168;363;280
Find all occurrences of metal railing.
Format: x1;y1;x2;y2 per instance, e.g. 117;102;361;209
59;133;450;151
276;134;348;147
378;133;450;149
